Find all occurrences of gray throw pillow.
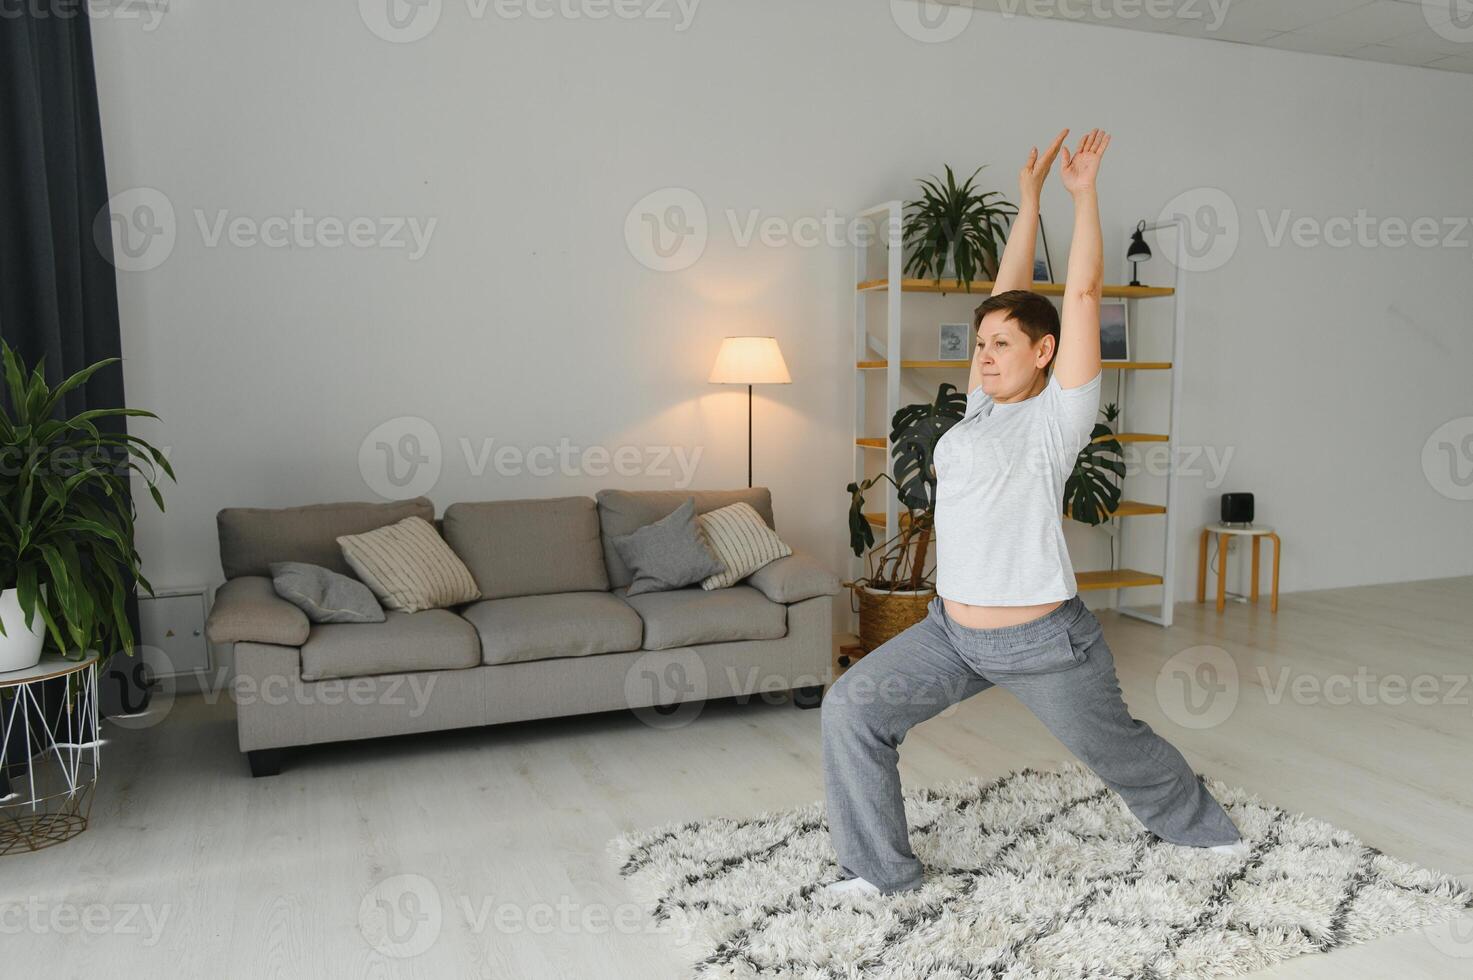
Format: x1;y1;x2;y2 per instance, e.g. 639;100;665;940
611;498;725;596
269;561;386;624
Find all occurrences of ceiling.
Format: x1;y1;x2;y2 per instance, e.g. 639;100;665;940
960;0;1473;74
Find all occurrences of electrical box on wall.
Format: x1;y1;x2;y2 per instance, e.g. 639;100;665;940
136;586;212;683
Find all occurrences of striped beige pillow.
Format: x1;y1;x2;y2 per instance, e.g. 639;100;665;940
337;516;481;613
696;501;792;590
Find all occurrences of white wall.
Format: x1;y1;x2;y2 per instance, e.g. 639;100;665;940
91;0;1473;625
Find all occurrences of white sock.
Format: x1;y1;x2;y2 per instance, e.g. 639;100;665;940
821;875;881;896
1208;839;1249;856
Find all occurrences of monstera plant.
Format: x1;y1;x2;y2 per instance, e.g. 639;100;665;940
846;382;965;591
844;383;964;651
1063;400;1125;525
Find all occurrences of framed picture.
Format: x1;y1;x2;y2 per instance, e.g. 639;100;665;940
1100;300;1129;361
938;323;971;361
1033;212;1055;284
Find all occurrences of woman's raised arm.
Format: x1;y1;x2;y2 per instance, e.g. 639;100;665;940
990;129;1068;296
1055;128;1109;389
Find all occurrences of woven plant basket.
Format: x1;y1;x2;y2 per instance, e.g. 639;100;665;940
854;584;935;653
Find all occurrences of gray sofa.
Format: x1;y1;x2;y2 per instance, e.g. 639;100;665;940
204;487;838;776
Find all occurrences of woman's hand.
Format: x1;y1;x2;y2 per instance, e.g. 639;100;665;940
1019;129;1068;209
1060;128;1110;197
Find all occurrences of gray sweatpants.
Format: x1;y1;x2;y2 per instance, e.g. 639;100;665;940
822;594;1241;893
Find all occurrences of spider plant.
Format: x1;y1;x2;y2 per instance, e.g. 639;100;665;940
902;164;1016;290
0;341;174;663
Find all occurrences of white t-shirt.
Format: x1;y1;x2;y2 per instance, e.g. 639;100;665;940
932;369;1103;606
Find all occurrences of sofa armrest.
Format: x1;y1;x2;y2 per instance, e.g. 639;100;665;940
206;576;311;647
745;550;841;604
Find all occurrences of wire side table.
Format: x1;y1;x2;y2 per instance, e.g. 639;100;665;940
0;653;100;855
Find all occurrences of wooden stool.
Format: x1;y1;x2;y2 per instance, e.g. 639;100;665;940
1197;523;1280;613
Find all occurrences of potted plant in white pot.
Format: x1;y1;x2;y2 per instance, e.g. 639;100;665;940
0;342;173;673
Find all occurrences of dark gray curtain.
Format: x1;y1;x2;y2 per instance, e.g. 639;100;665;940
0;3;140;791
0;1;125;386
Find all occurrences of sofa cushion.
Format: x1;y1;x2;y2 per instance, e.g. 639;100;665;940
696;501;793;589
337;516;481;613
269;562;386;624
462;591;643;666
613;498;725;596
206;576;311;646
218;497;434;579
596;487;775;590
443;497;608;600
616;583;786;651
744;550;842;603
300;609;480;682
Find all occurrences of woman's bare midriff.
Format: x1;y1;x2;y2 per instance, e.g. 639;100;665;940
942;597;1065;630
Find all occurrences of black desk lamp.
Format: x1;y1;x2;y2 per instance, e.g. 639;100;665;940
1127;220;1152;287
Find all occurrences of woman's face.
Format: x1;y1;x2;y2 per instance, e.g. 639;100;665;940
975;310;1052;403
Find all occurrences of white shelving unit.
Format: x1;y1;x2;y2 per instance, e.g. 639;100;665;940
851;204;1188;627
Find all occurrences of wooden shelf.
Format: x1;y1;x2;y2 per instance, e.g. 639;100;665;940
864;433;1165;449
857;360;1171;371
850;210;1187;627
866;502;1163;528
1095;432;1169;444
1076;568;1164;591
857;278;1174;298
856;359;967;370
1066;499;1166;520
836;561;1162;592
836;559;1164;592
862;511;916;529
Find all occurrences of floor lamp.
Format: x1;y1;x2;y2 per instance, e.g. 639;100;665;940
708;337;791;488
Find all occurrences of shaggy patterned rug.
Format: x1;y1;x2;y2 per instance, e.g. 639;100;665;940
607;763;1472;979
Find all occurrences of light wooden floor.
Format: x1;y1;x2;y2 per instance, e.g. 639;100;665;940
4;577;1471;978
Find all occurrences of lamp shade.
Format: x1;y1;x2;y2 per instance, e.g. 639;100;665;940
708;336;791;385
1127;221;1152;261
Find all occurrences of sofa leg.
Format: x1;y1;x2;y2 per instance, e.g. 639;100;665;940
792;685;824;710
247;748;286;778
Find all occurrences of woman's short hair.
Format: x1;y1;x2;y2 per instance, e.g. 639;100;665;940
973;289;1061;374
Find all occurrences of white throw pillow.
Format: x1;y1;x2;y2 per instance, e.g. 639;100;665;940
696;501;792;590
337;516;481;613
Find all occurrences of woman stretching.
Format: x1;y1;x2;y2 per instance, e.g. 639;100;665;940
821;129;1245;897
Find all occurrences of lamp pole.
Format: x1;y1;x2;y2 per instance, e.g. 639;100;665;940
747;383;753;488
